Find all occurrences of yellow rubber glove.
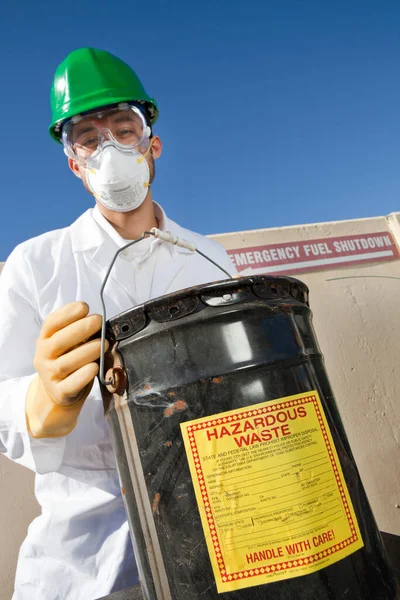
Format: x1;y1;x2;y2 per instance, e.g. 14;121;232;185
26;302;109;439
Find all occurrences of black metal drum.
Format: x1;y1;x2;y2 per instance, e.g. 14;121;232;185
101;276;398;600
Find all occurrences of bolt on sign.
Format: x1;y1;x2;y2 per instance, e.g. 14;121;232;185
180;391;363;593
228;232;399;275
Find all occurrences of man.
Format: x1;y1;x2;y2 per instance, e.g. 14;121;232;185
0;47;236;600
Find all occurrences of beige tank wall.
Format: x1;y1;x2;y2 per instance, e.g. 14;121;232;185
1;212;400;597
210;212;400;537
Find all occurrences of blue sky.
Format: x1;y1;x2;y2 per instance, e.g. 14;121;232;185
1;0;400;259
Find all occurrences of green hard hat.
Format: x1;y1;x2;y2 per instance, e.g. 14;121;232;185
49;47;158;143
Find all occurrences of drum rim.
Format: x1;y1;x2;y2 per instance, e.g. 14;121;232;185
107;275;309;328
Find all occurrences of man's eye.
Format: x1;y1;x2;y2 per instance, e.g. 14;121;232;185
83;137;98;147
117;129;135;137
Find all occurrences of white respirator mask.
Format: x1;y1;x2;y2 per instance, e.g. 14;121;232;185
85;142;151;212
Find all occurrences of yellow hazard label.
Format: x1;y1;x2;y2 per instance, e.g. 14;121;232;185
180;390;363;593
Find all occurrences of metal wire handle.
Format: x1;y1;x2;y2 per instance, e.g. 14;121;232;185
99;228;233;386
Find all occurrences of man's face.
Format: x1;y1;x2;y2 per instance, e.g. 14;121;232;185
66;105;162;193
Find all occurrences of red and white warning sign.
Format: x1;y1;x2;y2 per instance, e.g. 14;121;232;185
228;232;399;275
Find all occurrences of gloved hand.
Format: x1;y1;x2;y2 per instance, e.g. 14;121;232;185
26;302;109;438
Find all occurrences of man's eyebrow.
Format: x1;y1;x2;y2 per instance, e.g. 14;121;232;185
73;124;97;139
72;113;139;141
110;113;138;123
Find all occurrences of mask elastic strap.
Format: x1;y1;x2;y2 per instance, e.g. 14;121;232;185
137;137;154;164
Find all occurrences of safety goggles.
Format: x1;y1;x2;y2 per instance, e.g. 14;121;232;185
62;103;151;163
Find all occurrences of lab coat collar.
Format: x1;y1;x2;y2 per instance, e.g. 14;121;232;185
69;203;190;304
69;202;192;254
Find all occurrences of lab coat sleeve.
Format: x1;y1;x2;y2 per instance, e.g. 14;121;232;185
0;245;66;475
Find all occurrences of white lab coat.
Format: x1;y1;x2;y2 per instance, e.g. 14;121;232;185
0;203;236;600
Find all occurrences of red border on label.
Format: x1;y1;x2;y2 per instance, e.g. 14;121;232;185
186;394;359;583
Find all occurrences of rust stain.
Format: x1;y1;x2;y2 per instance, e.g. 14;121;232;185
143;384;152;391
175;400;187;411
152;493;161;514
121;487;125;495
164;399;188;417
279;302;296;314
165;440;172;447
212;376;223;384
168;391;176;397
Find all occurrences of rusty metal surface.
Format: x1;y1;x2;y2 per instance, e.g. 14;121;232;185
102;276;398;599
